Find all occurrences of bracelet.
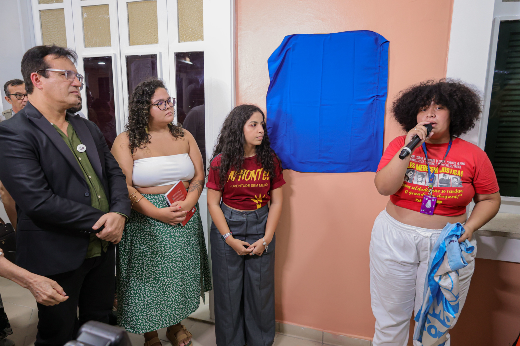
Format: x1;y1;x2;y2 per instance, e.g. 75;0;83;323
129;192;138;202
262;238;268;253
221;232;232;241
131;196;144;207
130;191;143;205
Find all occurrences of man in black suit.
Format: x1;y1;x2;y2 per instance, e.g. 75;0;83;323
0;46;130;345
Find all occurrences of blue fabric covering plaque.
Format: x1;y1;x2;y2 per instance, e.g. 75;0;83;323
266;31;389;173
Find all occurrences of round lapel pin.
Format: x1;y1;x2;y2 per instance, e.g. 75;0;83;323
77;144;86;153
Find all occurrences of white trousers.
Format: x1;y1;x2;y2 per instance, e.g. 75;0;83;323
369;210;476;346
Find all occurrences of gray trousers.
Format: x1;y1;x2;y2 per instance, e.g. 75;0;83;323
210;203;276;346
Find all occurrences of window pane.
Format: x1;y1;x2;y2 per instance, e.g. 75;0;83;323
39;0;63;3
40;9;67;47
82;5;111;48
84;57;117;148
128;0;158;46
175;52;205;168
485;20;520;197
126;55;158;95
178;0;203;43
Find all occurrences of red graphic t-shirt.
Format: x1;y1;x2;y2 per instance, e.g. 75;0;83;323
378;136;499;216
207;154;286;210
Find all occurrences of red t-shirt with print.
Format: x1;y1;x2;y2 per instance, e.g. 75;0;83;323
377;136;499;216
207;154;286;210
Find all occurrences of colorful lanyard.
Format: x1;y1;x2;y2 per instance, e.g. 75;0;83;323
422;139;452;195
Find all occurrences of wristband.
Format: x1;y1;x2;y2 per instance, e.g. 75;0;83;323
222;232;232;241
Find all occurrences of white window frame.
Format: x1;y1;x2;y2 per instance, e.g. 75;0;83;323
30;0;235;166
31;0;236;320
448;0;520;213
448;0;520;264
166;0;205;121
479;13;520;209
70;0;124;133
31;0;75;48
478;14;520;150
201;0;236;166
117;0;170;129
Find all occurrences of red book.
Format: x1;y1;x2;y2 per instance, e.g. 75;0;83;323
164;181;196;226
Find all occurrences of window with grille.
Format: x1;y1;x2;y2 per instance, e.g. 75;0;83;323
485;20;520;197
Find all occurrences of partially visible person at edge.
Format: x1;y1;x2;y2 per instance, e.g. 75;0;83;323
0;79;28;346
0;242;70;346
111;78;211;346
0;79;27;228
0;173;16;233
183;104;205;170
0;45;130;346
0;245;67;306
207;104;285;346
67;94;87;119
0;246;13;346
370;79;500;346
1;79;27;122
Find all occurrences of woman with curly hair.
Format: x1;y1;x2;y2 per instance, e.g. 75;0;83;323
111;79;211;346
370;79;501;345
207;105;285;346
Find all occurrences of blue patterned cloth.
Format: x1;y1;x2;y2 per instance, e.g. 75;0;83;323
414;223;476;346
266;30;389;173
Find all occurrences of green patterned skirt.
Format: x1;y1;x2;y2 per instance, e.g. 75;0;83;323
117;194;212;334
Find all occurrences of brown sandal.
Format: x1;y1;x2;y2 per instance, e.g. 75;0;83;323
166;324;193;346
144;336;162;346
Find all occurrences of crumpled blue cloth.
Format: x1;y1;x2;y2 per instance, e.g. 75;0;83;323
414;223;476;346
266;30;389;173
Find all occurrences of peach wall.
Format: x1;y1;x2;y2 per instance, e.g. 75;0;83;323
235;0;454;339
449;259;520;345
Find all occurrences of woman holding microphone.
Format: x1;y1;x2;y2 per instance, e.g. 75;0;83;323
370;80;501;345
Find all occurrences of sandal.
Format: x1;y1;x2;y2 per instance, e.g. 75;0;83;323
167;324;193;346
144;336;162;346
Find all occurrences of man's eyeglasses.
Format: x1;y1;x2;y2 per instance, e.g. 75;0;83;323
7;93;28;100
152;97;176;111
38;69;84;85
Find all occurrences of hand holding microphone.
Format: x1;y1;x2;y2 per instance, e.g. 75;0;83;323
399;123;433;160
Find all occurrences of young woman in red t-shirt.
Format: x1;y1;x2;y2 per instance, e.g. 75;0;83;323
207;104;285;346
371;80;501;346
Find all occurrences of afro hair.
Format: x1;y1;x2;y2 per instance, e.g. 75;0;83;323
392;79;482;137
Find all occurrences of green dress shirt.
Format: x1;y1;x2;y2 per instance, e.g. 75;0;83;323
52;121;110;258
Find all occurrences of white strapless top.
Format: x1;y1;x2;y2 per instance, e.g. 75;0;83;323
133;153;195;188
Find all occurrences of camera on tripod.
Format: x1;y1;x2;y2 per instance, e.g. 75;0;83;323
64;321;131;346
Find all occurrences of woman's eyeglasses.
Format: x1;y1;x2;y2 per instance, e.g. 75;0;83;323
152;97;176;111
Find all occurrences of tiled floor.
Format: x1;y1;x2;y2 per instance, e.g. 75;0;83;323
0;278;38;346
0;277;359;346
125;321;333;346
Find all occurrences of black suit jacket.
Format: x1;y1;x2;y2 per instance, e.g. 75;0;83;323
0;102;130;276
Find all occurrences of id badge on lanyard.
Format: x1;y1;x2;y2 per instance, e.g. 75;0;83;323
419;139;452;215
420;193;437;215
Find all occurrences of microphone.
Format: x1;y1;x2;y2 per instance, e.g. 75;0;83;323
399;123;433;160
